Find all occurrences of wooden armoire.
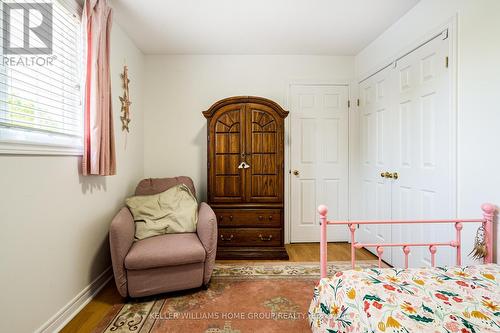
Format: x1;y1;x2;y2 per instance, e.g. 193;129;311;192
203;96;289;259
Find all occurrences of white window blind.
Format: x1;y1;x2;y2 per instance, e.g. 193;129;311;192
0;0;83;154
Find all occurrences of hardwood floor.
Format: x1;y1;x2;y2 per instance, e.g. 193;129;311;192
61;242;376;333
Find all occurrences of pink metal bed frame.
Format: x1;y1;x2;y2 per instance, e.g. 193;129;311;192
318;203;496;279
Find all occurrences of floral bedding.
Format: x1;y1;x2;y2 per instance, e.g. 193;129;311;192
308;264;500;333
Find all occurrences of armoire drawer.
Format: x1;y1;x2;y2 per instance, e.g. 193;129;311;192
215;209;281;227
218;228;282;247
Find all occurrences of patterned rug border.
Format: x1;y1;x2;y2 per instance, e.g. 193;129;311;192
94;261;385;333
212;260;384;279
215;260;378;266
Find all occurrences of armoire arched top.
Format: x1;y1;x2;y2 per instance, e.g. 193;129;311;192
202;96;289;119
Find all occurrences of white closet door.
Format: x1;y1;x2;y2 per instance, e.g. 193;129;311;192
358;69;393;263
290;85;349;242
391;35;454;268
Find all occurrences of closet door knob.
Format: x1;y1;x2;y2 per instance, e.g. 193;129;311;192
293;170;300;176
383;172;393;179
393;172;399;180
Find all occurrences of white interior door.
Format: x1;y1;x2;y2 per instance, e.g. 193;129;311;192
290;84;349;242
358;68;394;263
391;34;454;268
358;32;454;268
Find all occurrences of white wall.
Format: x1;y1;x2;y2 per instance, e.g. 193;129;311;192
0;23;144;333
355;0;500;263
143;55;354;203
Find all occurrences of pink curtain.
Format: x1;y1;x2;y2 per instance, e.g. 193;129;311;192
82;0;116;176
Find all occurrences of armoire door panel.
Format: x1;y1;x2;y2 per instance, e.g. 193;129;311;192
245;104;283;203
252;134;277;152
215;134;240;153
250;175;279;198
209;105;246;203
214;176;241;197
251;154;276;174
215;154;240;175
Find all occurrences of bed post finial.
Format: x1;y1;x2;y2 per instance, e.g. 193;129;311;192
318;205;328;279
376;246;384;268
481;203;496;264
318;205;328;217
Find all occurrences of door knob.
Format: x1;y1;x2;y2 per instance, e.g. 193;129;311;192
293;170;300;176
380;171;398;179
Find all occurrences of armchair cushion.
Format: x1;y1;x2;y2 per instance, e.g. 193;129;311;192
124;233;206;270
126;184;198;240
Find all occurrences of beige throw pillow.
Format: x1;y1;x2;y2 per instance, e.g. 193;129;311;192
126;184;198;240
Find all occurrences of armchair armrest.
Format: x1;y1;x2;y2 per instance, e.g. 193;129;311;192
197;202;218;284
109;207;135;297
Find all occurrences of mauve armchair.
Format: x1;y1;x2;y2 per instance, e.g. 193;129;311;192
109;176;217;298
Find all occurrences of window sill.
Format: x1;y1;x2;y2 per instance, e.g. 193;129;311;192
0;141;83;156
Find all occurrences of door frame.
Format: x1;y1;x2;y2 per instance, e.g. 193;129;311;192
284;80;357;244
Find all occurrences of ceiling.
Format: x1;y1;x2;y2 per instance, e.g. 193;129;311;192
111;0;420;55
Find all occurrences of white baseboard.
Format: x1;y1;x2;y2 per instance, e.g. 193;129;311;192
35;267;113;333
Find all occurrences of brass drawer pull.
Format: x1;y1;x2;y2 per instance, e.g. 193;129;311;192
219;215;233;221
268;215;273;220
258;215;263;220
259;234;273;241
220;234;234;241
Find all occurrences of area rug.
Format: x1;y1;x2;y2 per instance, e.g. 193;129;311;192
94;261;381;333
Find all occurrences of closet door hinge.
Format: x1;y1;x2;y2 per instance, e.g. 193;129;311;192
207;161;210;169
348;100;351;108
357;99;360;107
207;135;210;142
445;56;449;68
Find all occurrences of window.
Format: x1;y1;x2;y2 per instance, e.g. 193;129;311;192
0;0;83;155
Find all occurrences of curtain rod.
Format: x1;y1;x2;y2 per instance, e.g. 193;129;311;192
358;29;448;84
